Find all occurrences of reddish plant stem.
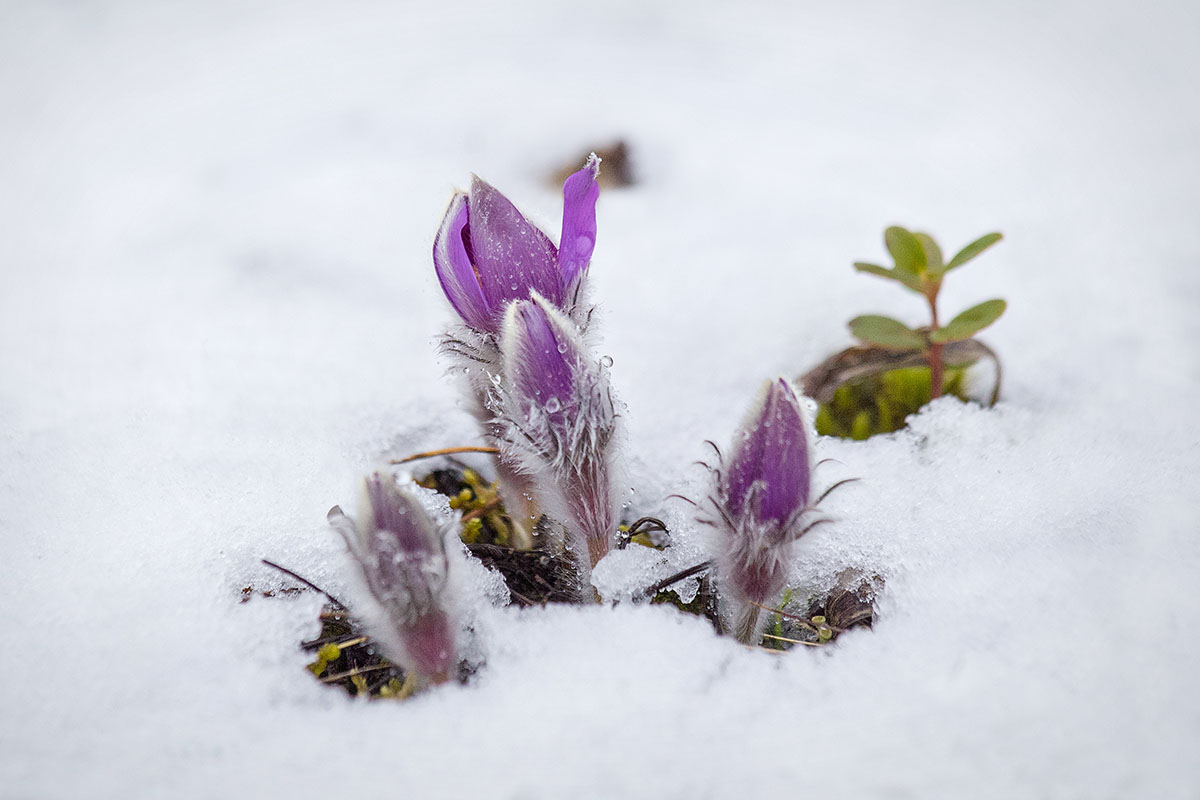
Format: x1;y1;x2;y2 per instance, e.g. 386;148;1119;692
927;292;944;399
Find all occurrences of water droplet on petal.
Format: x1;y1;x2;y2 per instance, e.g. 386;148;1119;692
557;342;568;354
600;355;614;368
545;396;561;413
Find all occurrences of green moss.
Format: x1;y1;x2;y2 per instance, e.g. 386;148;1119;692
415;467;512;546
302;609;407;699
307;642;341;676
815;364;970;439
460;517;485;543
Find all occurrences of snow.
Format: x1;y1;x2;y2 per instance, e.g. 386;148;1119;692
2;0;1198;797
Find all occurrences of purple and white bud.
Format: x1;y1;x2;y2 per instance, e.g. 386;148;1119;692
432;158;602;543
432;155;601;336
497;292;619;575
328;472;458;685
708;378;815;643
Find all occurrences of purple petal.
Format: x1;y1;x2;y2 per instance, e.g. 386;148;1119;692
723;378;811;525
433;193;492;332
402;609;456;681
364;473;435;558
366;527;438;613
468;175;562;313
557;154;601;292
502;295;577;412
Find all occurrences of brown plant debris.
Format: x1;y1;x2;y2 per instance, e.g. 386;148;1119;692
552;140;636;189
800;338;1000;406
466;542;584;606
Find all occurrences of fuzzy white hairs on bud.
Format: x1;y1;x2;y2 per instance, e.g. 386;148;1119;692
328;472;460;686
495;292;620;579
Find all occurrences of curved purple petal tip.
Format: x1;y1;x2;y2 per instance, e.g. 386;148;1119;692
558;154;601;291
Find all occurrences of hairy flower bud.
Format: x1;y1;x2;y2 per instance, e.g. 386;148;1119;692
328;472;457;685
432;157;602;545
497;292;618;576
708;378;815;643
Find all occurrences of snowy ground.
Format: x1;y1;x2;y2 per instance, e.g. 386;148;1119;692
2;1;1199;797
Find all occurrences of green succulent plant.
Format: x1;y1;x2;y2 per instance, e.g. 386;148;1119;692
851;226;1006;399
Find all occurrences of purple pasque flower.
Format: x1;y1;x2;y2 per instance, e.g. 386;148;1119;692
706;378;816;643
496;292;618;575
328;472;457;685
433;155;600;336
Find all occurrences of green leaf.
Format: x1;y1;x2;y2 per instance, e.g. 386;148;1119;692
945;232;1002;271
849;315;927;351
853;261;926;294
914;233;944;276
884;226;927;276
929;299;1007;343
853;261;897;280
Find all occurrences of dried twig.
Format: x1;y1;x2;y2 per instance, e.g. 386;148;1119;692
460;496;504;523
748;599;839;635
638;560;712;600
393;446;499;464
761;632;821;647
300;634;369;652
800;338;1002;406
320;663;396;684
261;558;347;610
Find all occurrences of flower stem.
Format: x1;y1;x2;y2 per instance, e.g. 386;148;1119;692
927;293;944;399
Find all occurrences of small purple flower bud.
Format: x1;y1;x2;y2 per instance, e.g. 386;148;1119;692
723;378;812;525
708;379;815;643
432;158;601;335
329;472;457;685
497;292;618;574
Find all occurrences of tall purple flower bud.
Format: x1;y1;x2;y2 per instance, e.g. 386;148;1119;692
497;292;618;575
432;157;601;547
328;472;458;685
709;379;814;643
432;155;601;336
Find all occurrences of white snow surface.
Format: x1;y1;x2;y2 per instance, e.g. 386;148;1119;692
2;1;1199;797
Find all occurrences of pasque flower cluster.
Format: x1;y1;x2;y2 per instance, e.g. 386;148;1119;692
329;155;845;684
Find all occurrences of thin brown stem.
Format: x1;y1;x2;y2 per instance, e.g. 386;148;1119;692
301;634;369;652
761;633;822;647
393;446;499;464
319;663;396;684
637;560;713;600
260;558;347;610
748;599;845;635
460;496;503;523
926;291;944;399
